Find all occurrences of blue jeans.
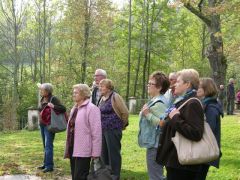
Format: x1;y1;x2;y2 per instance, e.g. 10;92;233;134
146;148;165;180
40;124;55;169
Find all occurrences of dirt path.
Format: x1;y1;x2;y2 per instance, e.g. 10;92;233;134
0;175;41;180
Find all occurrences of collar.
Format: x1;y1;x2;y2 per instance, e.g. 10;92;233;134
75;99;90;108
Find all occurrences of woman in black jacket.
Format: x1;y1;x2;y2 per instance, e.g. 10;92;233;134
156;69;205;180
196;78;223;179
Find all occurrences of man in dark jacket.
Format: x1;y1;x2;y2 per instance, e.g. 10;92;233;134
218;84;226;111
226;78;235;115
91;69;107;105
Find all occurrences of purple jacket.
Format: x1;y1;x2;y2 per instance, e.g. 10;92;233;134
65;99;102;158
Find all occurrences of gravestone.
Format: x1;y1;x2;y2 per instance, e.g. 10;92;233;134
27;107;39;130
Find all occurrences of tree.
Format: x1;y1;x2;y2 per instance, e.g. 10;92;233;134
0;0;27;129
126;0;132;102
170;0;227;86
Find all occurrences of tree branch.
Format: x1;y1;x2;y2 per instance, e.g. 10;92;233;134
0;63;13;74
184;3;211;27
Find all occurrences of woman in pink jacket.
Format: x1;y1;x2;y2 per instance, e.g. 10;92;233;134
65;84;102;180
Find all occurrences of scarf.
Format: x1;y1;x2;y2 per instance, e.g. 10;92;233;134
67;107;78;150
163;89;197;119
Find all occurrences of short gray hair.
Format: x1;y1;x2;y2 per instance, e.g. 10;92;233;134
169;72;177;80
177;69;199;89
95;69;107;77
229;78;234;83
73;84;91;99
40;83;53;94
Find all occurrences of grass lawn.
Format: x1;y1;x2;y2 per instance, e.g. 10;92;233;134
0;114;240;180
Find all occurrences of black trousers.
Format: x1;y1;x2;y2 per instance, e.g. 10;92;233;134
166;167;197;180
195;164;210;180
69;146;91;180
101;129;122;180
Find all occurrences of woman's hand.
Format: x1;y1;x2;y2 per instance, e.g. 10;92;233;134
159;120;165;127
169;108;180;119
47;103;54;108
141;104;149;116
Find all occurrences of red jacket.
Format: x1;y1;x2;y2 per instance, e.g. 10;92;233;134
40;106;51;125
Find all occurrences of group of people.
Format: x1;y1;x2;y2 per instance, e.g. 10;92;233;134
38;68;224;180
218;78;239;115
38;69;128;180
138;69;223;180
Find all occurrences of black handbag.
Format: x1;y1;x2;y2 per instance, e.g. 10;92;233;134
87;159;114;180
46;96;67;133
47;109;67;133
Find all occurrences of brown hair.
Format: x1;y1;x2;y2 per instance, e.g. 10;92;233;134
150;71;170;94
199;78;218;97
99;79;114;91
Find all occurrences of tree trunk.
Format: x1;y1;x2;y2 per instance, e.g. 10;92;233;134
42;0;46;83
48;19;51;81
38;3;42;83
126;0;132;102
142;0;149;99
147;0;156;78
133;0;146;98
184;1;227;87
206;0;226;86
12;0;20;130
82;0;91;83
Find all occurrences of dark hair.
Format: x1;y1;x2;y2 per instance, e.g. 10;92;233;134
150;71;170;94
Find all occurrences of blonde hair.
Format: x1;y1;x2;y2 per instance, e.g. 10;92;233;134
177;69;199;89
99;79;114;91
73;84;91;99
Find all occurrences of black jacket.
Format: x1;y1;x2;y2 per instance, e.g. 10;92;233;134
156;94;204;172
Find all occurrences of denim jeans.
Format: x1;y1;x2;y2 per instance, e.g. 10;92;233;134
146;148;165;180
40;124;55;169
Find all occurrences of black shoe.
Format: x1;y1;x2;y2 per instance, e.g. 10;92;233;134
42;168;53;173
37;165;45;170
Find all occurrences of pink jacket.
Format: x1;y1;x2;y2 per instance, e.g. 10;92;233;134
65;99;102;158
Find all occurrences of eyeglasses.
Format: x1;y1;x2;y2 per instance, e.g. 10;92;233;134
94;74;104;77
147;82;156;86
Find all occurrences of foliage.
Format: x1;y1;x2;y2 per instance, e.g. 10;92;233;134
0;115;240;179
0;0;240;129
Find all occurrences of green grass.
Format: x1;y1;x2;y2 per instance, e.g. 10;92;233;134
0;115;240;179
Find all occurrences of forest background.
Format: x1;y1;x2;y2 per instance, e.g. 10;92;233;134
0;0;240;130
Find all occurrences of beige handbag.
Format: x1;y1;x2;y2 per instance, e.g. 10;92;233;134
171;98;220;165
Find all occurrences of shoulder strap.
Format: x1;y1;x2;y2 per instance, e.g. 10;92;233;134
49;96;54;103
177;97;202;111
148;100;163;108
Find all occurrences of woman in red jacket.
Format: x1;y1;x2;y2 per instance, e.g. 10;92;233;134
38;83;66;173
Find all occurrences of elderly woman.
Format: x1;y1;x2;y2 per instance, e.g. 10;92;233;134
64;84;102;180
138;71;170;180
156;69;205;180
98;79;129;180
197;78;223;179
38;83;66;173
